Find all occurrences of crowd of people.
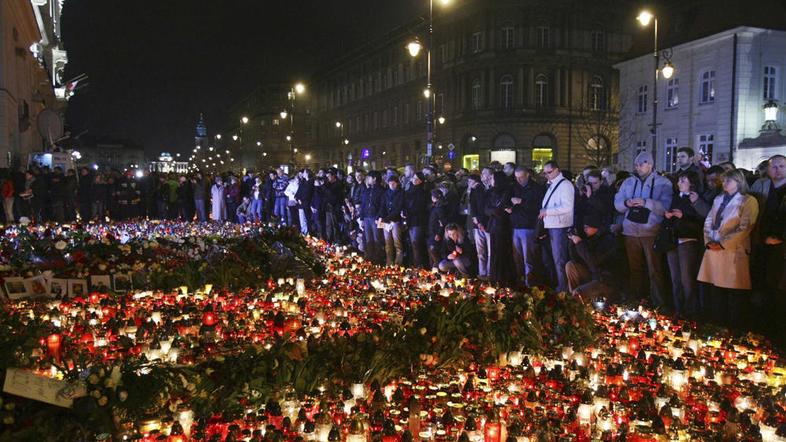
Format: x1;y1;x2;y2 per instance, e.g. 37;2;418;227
1;151;785;343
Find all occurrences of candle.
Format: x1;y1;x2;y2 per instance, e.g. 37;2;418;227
46;333;62;362
483;421;501;442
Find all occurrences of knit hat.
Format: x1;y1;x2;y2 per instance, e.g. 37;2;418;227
634;151;654;165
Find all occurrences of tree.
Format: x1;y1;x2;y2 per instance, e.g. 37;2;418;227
575;89;635;168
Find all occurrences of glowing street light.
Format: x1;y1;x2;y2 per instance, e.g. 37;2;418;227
216;134;222;140
241;116;249;124
407;39;422;57
280;110;288;120
636;10;654;26
305;154;312;161
335;121;342;128
294;83;306;95
662;61;675;79
437;116;446;125
257;141;262;146
232;134;238;141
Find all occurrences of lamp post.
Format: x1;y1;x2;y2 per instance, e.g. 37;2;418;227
637;10;675;170
283;82;306;165
407;0;451;167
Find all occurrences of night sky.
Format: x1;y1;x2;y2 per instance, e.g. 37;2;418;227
61;0;420;156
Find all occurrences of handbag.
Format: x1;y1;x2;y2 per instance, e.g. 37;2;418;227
625;177;655;224
537;179;566;241
653;220;678;253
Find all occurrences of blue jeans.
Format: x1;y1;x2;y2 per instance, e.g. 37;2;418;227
274;197;289;225
439;255;472;275
363;217;384;264
408;226;427;269
474;228;492;277
249;199;263;222
666;241;700;317
298;208;310;235
513;228;538;285
548;228;569;293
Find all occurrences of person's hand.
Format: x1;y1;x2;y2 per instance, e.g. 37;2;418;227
627;198;645;207
585;185;593;198
435;235;441;242
455;246;463;254
538;209;547;219
765;236;784;245
688;191;699;204
671;209;683;219
707;242;722;251
504;207;512;214
664;211;673;219
569;234;582;244
511;197;522;205
400;211;406;218
447;252;456;260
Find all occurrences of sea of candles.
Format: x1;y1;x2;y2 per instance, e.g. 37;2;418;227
0;224;784;441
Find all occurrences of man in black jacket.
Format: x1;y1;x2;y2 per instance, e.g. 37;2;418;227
565;214;621;300
510;166;545;286
379;175;405;266
403;172;429;268
470;170;492;279
320;168;344;244
360;172;385;264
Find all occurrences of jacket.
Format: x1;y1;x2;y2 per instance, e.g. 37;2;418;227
613;173;673;237
510;180;544;229
469;186;489;227
428;200;449;246
541;174;575;229
698;193;759;290
403;184;429;227
379;187;404;223
273;175;289;197
360;185;384;219
669;193;710;240
296;179;314;208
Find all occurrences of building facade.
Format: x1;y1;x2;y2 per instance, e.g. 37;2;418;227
615;26;786;172
80;142;145;172
0;0;65;169
310;0;634;172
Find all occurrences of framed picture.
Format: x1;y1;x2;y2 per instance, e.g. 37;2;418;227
3;277;28;299
24;276;50;298
49;278;68;298
89;275;111;293
68;279;88;298
112;273;132;293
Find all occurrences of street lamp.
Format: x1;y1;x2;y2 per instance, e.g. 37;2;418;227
637;9;677;170
280;110;288;120
437;116;446;125
294;83;306;95
241;116;249;124
232;134;238;141
407;0;452;166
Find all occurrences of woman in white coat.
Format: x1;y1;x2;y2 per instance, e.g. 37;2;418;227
210;176;227;222
697;169;759;328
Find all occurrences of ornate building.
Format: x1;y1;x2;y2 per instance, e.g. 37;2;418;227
310;0;634;172
0;0;67;169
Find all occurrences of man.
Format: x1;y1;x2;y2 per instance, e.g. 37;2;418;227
77;167;93;222
401;163;416;191
702;165;724;205
750;154;786;345
360;172;385;264
565;214;621;300
539;161;575;293
49;167;66;222
192;174;207;222
272;168;290;225
321;168;344;243
503;162;516;183
471;168;493;279
379;175;405;266
296;170;314;235
613;152;673;308
674;147;704;194
579;169;615;228
403;172;429;268
510;166;544;286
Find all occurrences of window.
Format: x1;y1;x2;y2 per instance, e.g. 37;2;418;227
272;119;280;126
637;85;648;113
500;75;514;110
502;26;515;49
472;32;483;53
698;134;714;162
373;111;379;129
416;100;423;121
535;74;548;106
591;30;605;52
699;70;715;103
471;79;482;110
635;141;647;156
536;26;550;49
764;66;777;100
404;103;410;123
589;76;604;110
391;69;399;87
666;78;679;108
440;44;447;63
665;137;679;172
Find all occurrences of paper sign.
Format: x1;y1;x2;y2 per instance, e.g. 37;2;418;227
3;368;86;408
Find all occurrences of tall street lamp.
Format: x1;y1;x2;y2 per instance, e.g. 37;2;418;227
407;0;451;167
637;10;675;170
283;82;306;165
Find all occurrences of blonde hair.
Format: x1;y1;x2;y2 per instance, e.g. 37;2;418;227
721;169;748;194
444;223;465;243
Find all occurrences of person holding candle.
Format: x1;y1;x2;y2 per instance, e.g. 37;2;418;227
698;168;759;328
439;223;474;276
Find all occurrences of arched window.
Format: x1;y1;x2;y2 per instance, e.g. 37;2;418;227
535;74;548;107
500;75;514;110
471;78;482;110
589;76;605;110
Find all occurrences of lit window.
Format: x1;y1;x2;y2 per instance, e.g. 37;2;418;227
699;70;715;103
697;134;714;162
764;66;777;100
666;78;679;108
665;138;679;172
589;76;604;110
637;85;648;113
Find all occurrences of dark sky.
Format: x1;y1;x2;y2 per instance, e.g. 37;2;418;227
61;0;420;155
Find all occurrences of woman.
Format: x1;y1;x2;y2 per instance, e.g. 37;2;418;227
427;189;449;269
438;223;475;276
697;169;759;328
485;171;517;287
210;176;227;222
664;171;710;319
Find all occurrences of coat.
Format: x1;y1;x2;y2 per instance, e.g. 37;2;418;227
613;173;673;237
697;193;759;290
210;184;227;221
